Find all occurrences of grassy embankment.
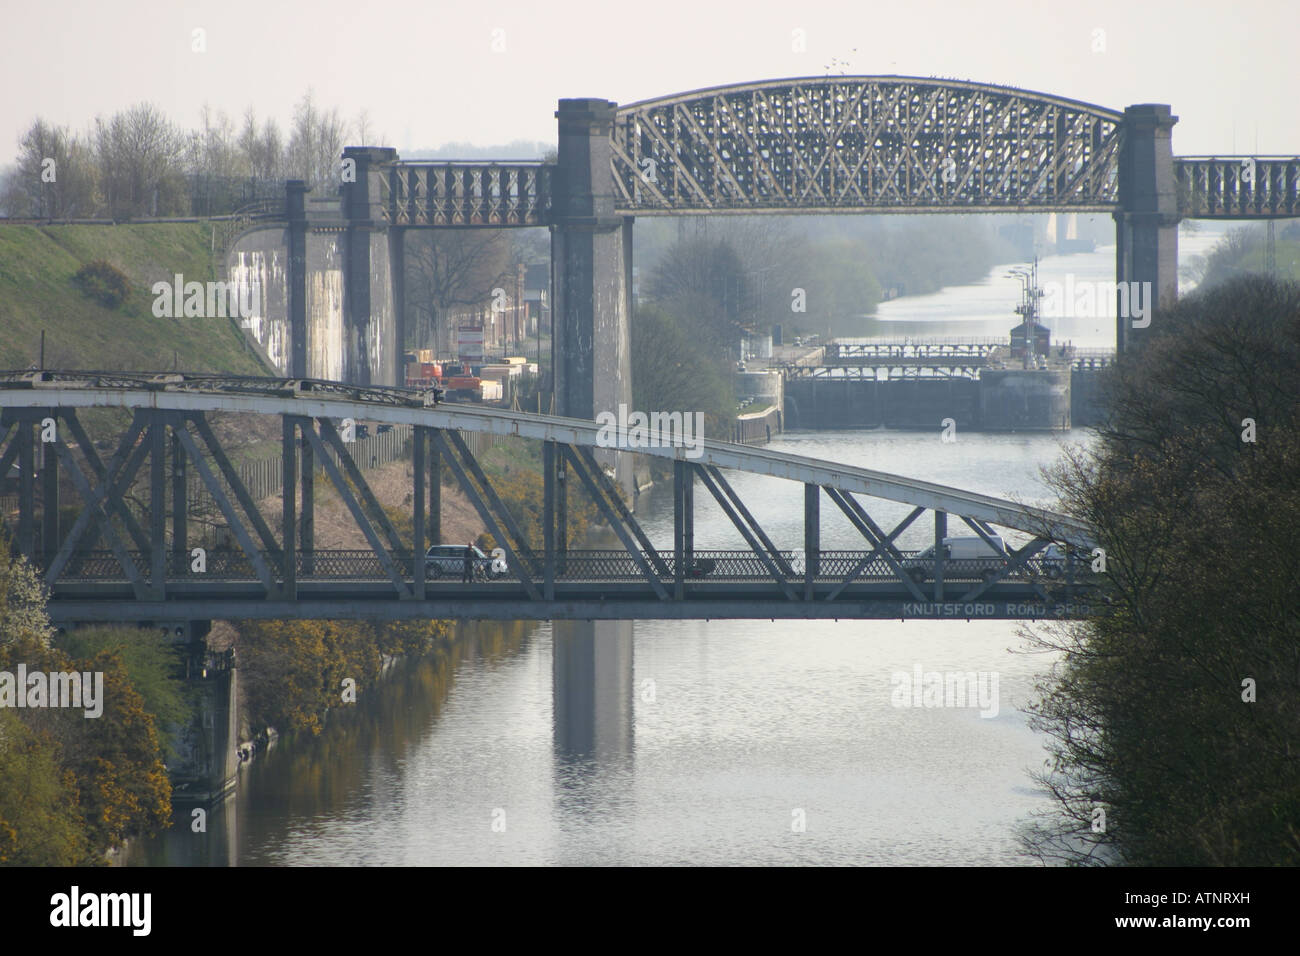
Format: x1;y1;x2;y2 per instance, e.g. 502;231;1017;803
0;223;268;374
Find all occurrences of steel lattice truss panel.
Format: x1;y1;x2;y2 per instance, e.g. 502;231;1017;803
610;76;1124;215
1175;156;1300;219
379;162;551;227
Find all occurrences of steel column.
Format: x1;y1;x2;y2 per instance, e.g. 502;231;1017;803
934;509;947;601
555;448;567;574
683;463;694;562
17;416;34;559
543;440;556;600
282;416;297;600
413;425;425;600
171;428;187;568
41;413;59;568
674;459;687;599
300;419;314;574
804;483;819;600
150;415;165;595
428;427;440;547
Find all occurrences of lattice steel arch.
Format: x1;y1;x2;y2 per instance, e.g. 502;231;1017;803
611;75;1124;215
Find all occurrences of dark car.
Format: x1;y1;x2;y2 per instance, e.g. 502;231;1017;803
424;544;506;579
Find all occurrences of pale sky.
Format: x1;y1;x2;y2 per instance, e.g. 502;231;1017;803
5;0;1298;159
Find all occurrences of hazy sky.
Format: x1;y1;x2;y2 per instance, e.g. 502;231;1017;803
5;0;1298;158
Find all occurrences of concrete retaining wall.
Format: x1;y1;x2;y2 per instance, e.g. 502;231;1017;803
227;225;395;384
733;405;782;444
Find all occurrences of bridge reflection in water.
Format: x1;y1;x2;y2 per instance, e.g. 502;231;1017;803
553;621;635;767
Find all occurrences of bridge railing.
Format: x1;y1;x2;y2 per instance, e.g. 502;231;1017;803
40;548;1090;584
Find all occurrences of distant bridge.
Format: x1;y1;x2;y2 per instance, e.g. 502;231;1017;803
0;372;1103;623
205;74;1299;441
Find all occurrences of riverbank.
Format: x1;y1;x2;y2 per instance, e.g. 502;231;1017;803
120;619;536;866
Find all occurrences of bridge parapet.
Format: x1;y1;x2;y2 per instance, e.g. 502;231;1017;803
1175;156;1300;219
378;161;552;227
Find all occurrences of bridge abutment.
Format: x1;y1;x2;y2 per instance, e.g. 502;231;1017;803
168;628;242;806
1115;104;1180;351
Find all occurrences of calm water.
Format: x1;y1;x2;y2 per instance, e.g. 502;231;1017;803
128;230;1228;866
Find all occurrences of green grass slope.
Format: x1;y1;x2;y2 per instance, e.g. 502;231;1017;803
0;223;270;374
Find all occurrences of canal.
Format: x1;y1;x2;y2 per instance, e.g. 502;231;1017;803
127;227;1230;866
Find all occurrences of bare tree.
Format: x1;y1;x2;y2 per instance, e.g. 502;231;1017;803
93;102;187;218
189;104;242;179
238;108;286;181
4;119;97;218
405;230;512;354
287;89;347;189
352;109;383;147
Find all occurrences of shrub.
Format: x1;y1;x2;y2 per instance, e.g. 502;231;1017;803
72;259;131;308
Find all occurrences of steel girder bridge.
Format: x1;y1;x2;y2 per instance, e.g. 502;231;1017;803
212;76;1300;431
373;77;1298;223
357;75;1298;403
0;372;1103;625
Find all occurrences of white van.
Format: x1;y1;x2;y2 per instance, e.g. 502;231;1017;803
901;535;1007;583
